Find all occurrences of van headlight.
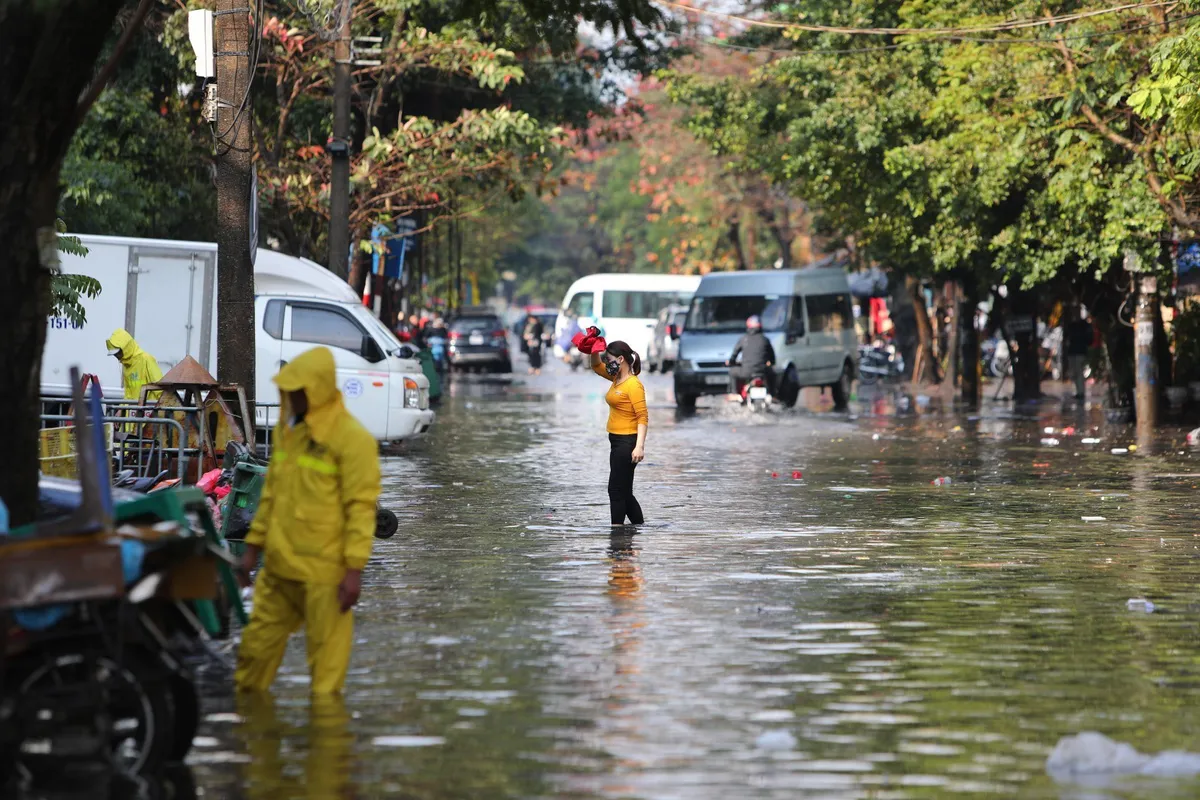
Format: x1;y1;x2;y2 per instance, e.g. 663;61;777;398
404;377;420;408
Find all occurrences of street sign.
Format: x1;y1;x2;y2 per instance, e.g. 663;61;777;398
1005;315;1034;335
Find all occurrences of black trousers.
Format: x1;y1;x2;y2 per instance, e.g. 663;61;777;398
528;344;543;369
608;433;644;525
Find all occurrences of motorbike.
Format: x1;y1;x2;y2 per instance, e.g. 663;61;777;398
857;343;905;385
737;375;772;412
981;337;1012;377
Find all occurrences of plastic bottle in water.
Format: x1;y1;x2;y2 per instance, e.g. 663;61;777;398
931;476;952;487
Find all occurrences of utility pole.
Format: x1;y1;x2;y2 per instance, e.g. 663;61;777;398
215;0;256;408
328;2;352;280
1135;273;1160;436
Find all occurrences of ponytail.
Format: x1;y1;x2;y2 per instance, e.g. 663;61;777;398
605;340;641;376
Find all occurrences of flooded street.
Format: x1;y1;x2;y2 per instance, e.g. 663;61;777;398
192;364;1200;799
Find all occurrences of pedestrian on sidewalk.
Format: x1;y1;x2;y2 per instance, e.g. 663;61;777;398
588;338;648;526
1066;307;1094;401
235;346;382;696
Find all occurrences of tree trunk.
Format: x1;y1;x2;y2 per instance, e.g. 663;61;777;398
960;282;981;409
907;275;940;385
1009;285;1041;404
1082;263;1136;408
0;0;130;525
889;277;919;380
945;281;959;392
727;217;748;271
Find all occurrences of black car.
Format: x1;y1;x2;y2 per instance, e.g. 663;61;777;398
448;313;513;373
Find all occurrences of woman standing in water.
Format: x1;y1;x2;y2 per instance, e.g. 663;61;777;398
591;341;648;525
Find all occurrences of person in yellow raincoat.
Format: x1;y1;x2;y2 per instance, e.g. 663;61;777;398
235;346;382;695
105;328;163;401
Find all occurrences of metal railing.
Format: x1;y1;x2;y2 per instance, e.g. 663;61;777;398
39;414;192;482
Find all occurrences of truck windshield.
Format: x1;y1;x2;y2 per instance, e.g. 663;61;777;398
358;309;404;353
686;295;789;333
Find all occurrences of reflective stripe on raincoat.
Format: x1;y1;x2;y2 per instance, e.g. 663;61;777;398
244;346;382;584
105;328;163;401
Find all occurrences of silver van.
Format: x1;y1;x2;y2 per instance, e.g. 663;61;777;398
673;268;859;410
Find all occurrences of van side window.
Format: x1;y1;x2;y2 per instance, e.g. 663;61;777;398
603;291;662;319
789;297;806;336
290;305;366;352
805;293;851;334
567;292;594;317
263;299;285;339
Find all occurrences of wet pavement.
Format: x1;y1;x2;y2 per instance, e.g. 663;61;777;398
190;362;1200;799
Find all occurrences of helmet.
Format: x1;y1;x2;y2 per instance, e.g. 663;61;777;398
746;315;762;330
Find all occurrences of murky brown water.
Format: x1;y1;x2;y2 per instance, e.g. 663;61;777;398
188;365;1200;799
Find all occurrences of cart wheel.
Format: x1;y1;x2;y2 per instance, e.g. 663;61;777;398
13;646;176;776
375;508;399;539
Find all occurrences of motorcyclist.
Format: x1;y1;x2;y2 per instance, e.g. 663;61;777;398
727;315;776;396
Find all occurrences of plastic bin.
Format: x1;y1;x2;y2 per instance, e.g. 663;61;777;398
221;462;267;556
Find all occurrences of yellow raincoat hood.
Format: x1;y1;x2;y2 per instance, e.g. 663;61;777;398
105;328;138;361
274;347;344;443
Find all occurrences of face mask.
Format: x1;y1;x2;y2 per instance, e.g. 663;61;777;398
605;359;621;377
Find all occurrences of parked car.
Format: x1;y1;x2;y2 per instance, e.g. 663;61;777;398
674;267;859;411
647;304;689;373
449;312;513;373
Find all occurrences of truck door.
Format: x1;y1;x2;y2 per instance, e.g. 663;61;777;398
281;301;390;438
129;248;214;373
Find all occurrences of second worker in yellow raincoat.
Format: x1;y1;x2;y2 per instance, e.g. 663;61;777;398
106;328;163;401
235;346;382;695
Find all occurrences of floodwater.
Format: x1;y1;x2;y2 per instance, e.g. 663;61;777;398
188;363;1200;800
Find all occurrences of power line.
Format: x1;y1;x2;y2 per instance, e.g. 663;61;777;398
655;0;1179;37
676;8;1200;56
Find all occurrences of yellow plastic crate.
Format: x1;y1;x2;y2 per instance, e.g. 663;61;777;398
38;424;113;478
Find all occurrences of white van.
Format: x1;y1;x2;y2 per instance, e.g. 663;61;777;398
43;234;434;443
554;273;701;360
673;267;859;410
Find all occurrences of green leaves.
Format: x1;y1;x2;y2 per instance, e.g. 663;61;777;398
52;220;101;326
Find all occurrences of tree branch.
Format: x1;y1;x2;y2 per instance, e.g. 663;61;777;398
74;0;156;127
1052;31;1140;154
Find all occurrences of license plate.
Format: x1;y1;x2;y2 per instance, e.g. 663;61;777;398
469;333;484;346
749;386;768;400
705;375;727;385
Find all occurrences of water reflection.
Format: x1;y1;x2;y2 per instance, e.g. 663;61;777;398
185;366;1200;799
239;693;356;800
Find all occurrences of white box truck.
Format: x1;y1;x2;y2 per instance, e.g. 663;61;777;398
43;234;434;442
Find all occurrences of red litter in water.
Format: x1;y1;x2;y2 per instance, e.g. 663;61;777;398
771;472;779;478
792;471;803;479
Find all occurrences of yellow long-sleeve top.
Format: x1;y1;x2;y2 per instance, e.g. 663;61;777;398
594;362;649;435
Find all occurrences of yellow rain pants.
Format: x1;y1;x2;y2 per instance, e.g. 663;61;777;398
235;570;354;695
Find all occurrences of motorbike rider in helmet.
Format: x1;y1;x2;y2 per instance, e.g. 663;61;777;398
726;315;776;398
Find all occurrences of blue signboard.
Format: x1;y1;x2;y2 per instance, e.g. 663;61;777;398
370;219;417;281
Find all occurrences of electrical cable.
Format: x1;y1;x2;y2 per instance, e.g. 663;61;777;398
654;0;1180;37
213;0;266;154
676;9;1200;56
